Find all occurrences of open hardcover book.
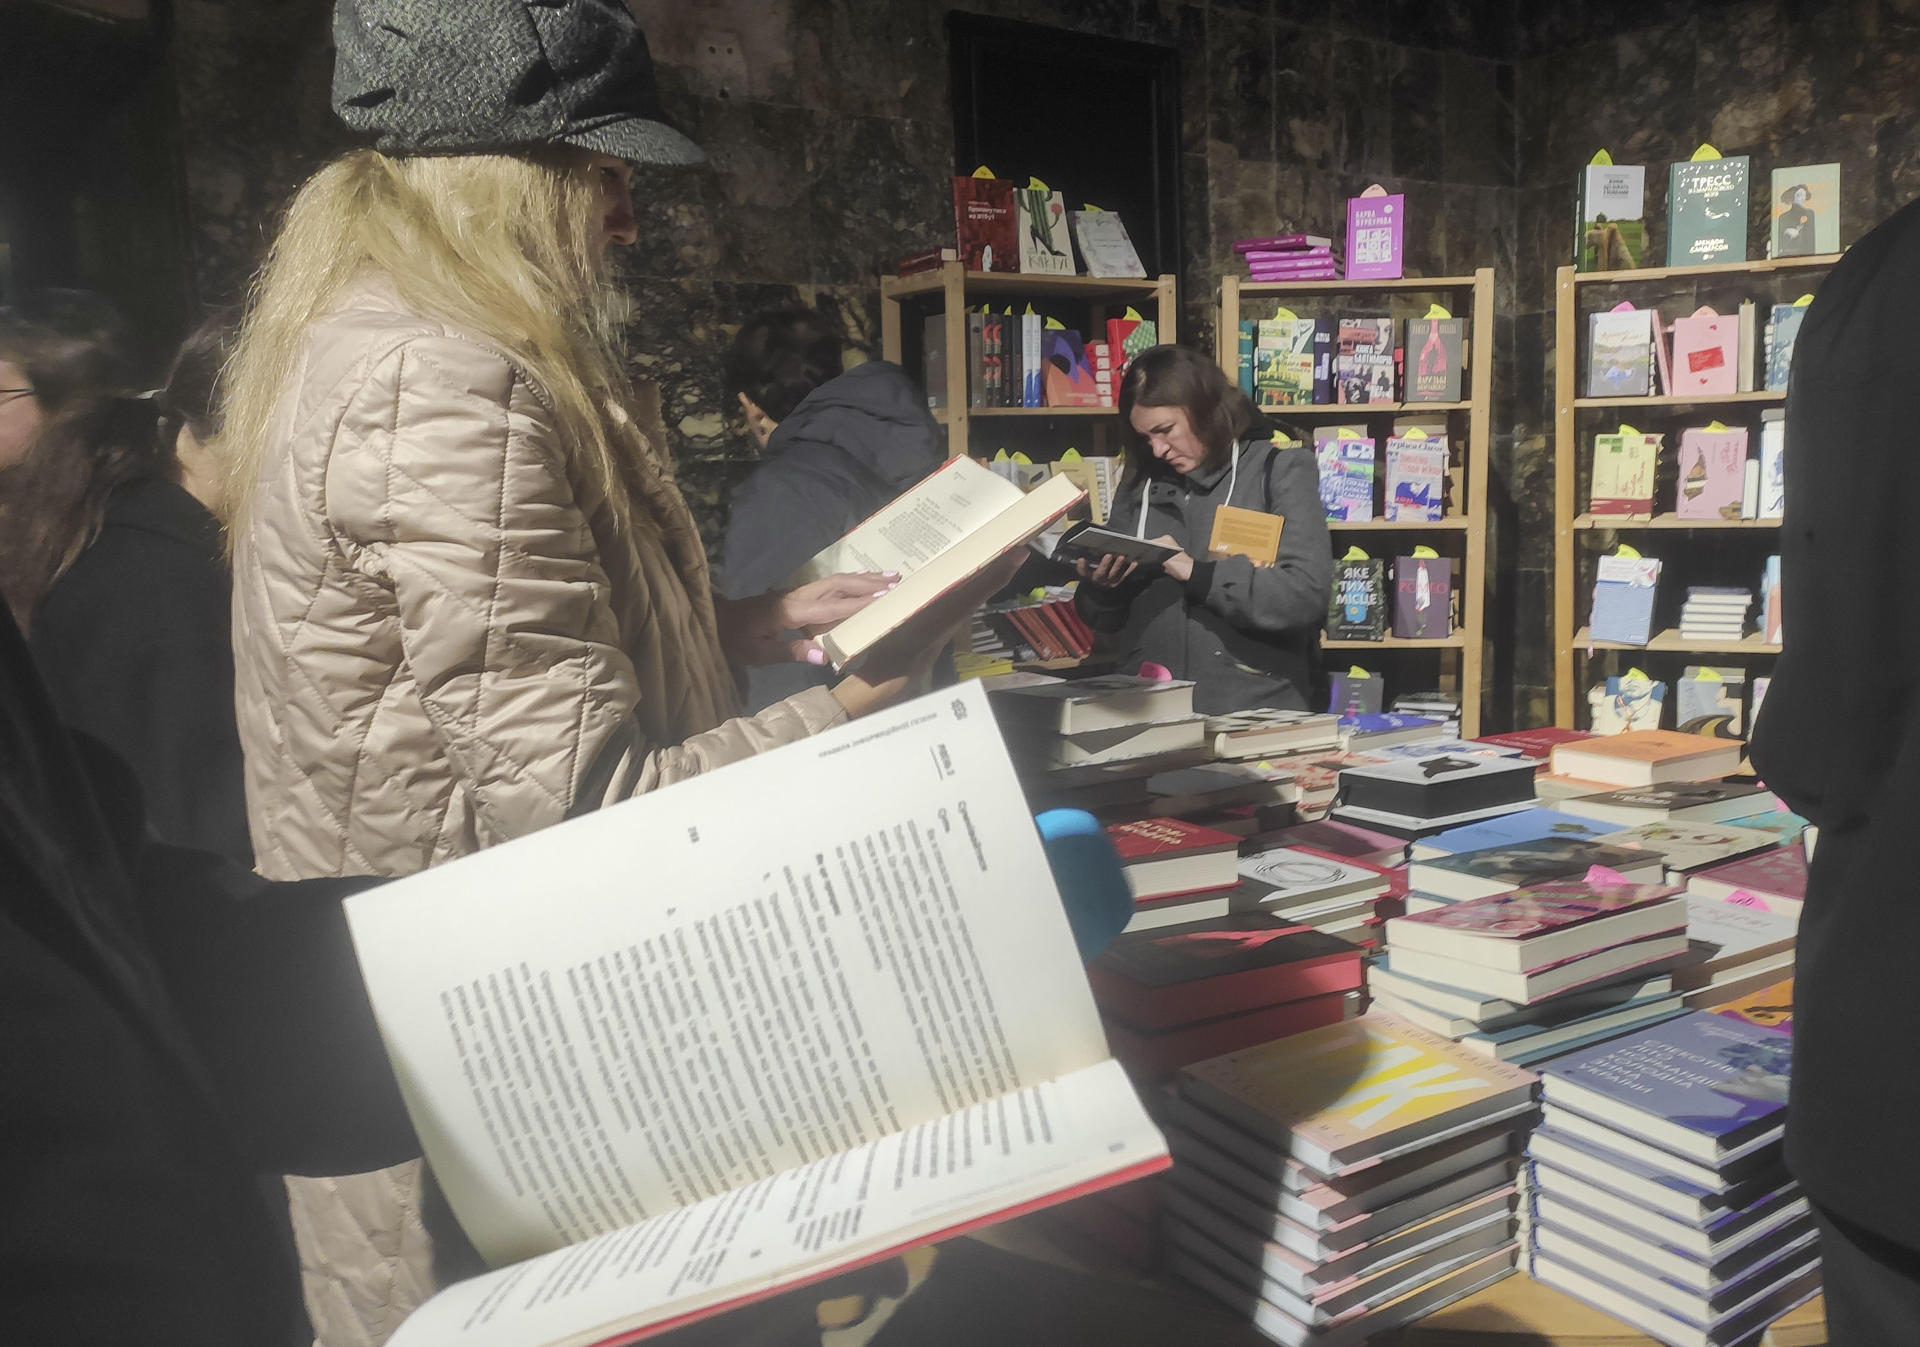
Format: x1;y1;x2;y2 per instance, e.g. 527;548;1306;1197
346;681;1169;1347
786;455;1084;668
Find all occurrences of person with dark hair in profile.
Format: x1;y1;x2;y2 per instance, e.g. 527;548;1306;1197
1747;201;1920;1342
0;314;250;865
1072;344;1331;714
0;287;137;469
721;306;948;709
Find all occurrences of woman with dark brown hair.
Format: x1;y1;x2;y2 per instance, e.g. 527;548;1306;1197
1072;344;1331;713
0;315;252;863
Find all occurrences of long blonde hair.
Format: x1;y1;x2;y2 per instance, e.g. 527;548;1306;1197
218;147;649;543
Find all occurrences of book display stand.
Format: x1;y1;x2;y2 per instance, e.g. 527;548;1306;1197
1551;254;1844;727
1215;270;1496;738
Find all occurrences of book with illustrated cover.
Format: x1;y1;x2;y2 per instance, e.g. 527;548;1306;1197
1539;1010;1790;1165
1391;555;1454;639
952;173;1018;272
1254;317;1331;406
1385;436;1448;521
789;457;1083;668
1671;894;1798;987
1587;308;1653;397
1588;553;1661;646
1406;317;1464;401
1262;816;1408;869
1576;159;1647;271
1567;781;1772;827
1346;190;1406;280
1670;308;1740;398
1334;316;1397;404
1236;846;1391;909
1015;184;1073;275
1328;556;1387;640
1408;808;1616;862
1316;430;1377;522
1329;673;1387;718
1596;822;1781;876
1178;1015;1537;1175
345;683;1171;1347
1674;426;1749;520
1765;305;1806;392
1403;845;1671;907
1473;727;1593;760
1712;978;1793;1034
1769;163;1839;258
989;673;1196;733
1068;208;1147;278
1109;817;1244;900
1587;429;1659;515
1717;811;1807;847
1674;667;1746;738
1667;153;1751;267
1686;845;1808;917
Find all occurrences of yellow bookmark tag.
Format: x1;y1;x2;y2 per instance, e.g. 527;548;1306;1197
1614;543;1642;559
1590;148;1615;166
970;165;996;179
1058;447;1083;462
1339;427;1365;439
1705;420;1731;432
1690;144;1722;161
1011;451;1034;465
1618;423;1642;437
1023;302;1037;315
992;448;1011;462
1044;316;1066;331
1026;176;1050;191
1341;545;1371;561
1272;305;1300;321
1623;667;1652;684
1793;293;1815;307
1400;427;1431;441
1691;668;1724;682
1270;430;1296;448
1349;666;1371;678
1123;306;1143;321
1082;203;1105;212
1422;303;1452;319
1411;545;1440;559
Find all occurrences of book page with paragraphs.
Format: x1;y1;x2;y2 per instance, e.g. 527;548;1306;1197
786;455;1023;586
343;682;1126;1273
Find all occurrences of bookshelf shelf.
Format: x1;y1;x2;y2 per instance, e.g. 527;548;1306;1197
1219;269;1495;737
879;261;1176;461
1329;518;1471;531
1553;252;1843;727
1573;391;1785;409
1325;635;1468;650
1569;252;1844;286
1572;627;1781;655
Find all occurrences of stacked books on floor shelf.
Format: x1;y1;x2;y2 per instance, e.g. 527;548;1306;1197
1522;1006;1817;1347
1159;1016;1533;1346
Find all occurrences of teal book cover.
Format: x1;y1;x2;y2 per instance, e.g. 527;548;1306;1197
1667;155;1750;267
1769;164;1839;258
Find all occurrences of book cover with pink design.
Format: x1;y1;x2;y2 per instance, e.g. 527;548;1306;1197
1345;191;1406;280
1674;426;1750;520
1670;307;1739;396
1687;844;1807;914
1398;879;1685;939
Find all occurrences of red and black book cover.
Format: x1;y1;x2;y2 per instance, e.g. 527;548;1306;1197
1089;911;1363;1030
1390;555;1454;640
953;175;1017;272
1473;726;1592;760
1106;817;1240;865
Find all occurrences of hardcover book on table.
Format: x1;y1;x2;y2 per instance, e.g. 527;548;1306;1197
1768;163;1839;258
1670;893;1797;990
1594;821;1780;875
1401;844;1672;907
1667;153;1751;267
1711;977;1793;1034
1391;555;1454;639
1473;727;1593;760
1405;318;1464;402
1328;556;1387;640
1554;782;1772;827
1108;816;1243;901
1384;436;1448;521
951;172;1018;271
1387;928;1691;1004
1021;716;1207;769
1236;846;1392;910
1089;912;1364;1030
1685;845;1807;918
988;673;1196;733
1576;159;1647;271
1408;808;1615;862
1177;1014;1538;1175
1548;730;1745;788
1262;817;1409;869
1335;753;1536;820
1539;1010;1791;1165
1206;708;1342;759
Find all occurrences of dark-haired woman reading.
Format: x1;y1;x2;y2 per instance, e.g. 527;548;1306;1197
1073;345;1331;714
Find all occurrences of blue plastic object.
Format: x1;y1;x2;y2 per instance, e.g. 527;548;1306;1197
1035;808;1134;960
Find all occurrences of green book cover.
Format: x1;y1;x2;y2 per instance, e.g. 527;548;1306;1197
1576;163;1646;271
1667;155;1750;267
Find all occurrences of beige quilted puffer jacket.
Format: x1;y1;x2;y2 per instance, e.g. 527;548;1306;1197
230;285;846;1347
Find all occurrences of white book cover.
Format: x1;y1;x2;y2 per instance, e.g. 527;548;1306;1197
1237;845;1389;903
1068;209;1148;278
345;683;1169;1347
1592;821;1783;874
1016;186;1074;275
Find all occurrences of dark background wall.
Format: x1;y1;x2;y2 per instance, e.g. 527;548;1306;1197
6;0;1914;729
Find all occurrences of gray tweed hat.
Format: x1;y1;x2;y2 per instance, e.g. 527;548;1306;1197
332;0;704;165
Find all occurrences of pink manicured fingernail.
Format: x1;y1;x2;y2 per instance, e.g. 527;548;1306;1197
806;648;827;665
873;589;892;597
882;571;901;579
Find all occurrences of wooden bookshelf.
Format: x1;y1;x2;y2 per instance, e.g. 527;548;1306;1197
879;262;1177;460
1218;270;1494;738
1553;256;1840;726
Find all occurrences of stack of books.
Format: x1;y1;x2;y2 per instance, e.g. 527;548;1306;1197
1406;807;1616;863
1160;1016;1533;1345
1089;911;1365;1082
1106;816;1244;931
1523;1011;1819;1345
1336;712;1448;753
971;586;1095;664
1391;691;1462;737
1685;842;1808;920
1136;759;1305;834
1371;878;1692;1065
1207;709;1342;761
1330;750;1539;840
1236;234;1339;281
988;674;1210;808
1680;586;1754;642
1234;841;1396;947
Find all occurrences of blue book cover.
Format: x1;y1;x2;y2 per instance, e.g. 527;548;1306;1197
1766;304;1805;392
1541;1012;1790;1150
1485;997;1687;1067
1717;810;1809;846
1339;712;1441;736
1417;808;1615;857
1589;555;1661;645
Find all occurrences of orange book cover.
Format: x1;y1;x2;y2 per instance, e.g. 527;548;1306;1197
1711;977;1794;1032
1553;729;1731;767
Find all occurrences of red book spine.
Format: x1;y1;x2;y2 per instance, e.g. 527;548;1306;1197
1090;946;1363;1030
1102;990;1353;1081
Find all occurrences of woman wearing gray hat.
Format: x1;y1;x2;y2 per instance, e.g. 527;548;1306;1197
217;4;986;1343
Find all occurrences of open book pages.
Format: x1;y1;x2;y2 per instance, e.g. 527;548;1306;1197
348;681;1168;1347
784;455;1085;669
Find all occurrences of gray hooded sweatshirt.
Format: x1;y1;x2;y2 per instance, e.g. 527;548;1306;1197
720;360;946;710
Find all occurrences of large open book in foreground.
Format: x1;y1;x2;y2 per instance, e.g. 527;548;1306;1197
348;682;1168;1347
787;455;1085;668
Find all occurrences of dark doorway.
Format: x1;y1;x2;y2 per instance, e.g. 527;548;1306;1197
947;13;1183;279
